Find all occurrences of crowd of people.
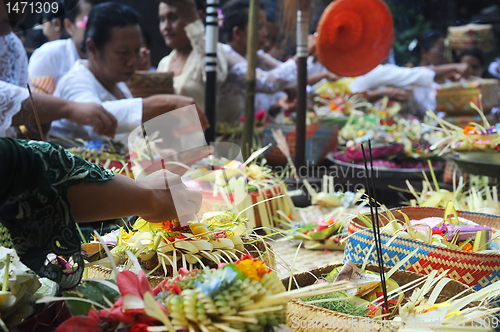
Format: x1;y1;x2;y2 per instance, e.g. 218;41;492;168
3;0;499;144
1;0;500;288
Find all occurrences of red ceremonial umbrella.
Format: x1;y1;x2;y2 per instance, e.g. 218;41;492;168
316;0;394;77
294;0;394;167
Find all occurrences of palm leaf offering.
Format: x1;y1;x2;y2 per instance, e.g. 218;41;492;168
427;101;500;155
62;138;134;178
400;162;500;216
0;248;60;330
82;212;277;278
43;255;352;332
183;147;299;230
287;262;500;331
336;99;445;169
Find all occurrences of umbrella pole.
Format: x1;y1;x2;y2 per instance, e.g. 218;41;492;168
295;0;309;169
204;0;220;143
241;0;261;160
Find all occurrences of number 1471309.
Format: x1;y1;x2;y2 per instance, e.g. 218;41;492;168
6;1;59;14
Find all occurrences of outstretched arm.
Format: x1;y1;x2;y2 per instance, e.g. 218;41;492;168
9;87;117;137
68;170;202;224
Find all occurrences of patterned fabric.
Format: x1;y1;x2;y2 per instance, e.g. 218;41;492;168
0;138;114;289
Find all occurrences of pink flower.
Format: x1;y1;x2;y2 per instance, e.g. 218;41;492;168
118;270;153;311
255;110;267;122
178;267;190;277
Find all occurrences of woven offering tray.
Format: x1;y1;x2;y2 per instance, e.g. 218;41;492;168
87;238;276;287
346;206;500;290
282;263;476;332
126;71;174;98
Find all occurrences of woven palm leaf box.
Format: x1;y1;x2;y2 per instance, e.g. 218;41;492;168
345;206;500;290
281;263;477;332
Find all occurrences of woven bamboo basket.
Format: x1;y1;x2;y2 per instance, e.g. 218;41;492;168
282;263;477;332
87;265;165;288
346;206;500;290
436;79;499;115
126;71;174;98
87;238;276;286
263;123;344;166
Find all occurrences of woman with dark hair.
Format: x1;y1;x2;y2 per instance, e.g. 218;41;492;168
37;0;67;42
156;0;227;110
0;0;117;138
52;2;208;143
29;0;105;93
458;47;485;78
417;30;448;66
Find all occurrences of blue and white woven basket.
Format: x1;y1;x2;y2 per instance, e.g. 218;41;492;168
345;207;500;291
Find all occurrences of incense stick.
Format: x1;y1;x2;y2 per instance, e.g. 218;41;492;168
26;84;45;141
361;142;388;313
141;123;154;161
368;140;389;313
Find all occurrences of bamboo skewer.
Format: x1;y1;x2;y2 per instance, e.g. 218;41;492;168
26;84;45;141
241;0;260;159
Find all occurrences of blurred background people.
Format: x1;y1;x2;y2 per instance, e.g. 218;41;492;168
51;2;207;143
156;0;227;110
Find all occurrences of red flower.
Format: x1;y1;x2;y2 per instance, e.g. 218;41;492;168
130;323;151;332
432;229;444;237
153;280;182;296
55;309;102;332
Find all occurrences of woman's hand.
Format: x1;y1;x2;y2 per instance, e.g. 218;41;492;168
66;101;118;137
136;170;203;223
366;87;411;102
450;63;471;81
137;46;152;71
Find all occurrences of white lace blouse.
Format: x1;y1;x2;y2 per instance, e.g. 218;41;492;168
157;20;228;110
51;60;143;143
0;32;29;137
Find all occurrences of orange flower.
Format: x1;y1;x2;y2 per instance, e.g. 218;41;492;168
236;258;269;281
463;126;478;135
461;243;473;252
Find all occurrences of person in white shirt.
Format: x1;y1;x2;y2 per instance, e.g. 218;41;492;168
28;0;104;94
0;0;116;138
156;0;227;110
52;2;207;143
218;0;300;124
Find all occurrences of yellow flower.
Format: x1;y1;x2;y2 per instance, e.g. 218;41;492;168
236;259;268;281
